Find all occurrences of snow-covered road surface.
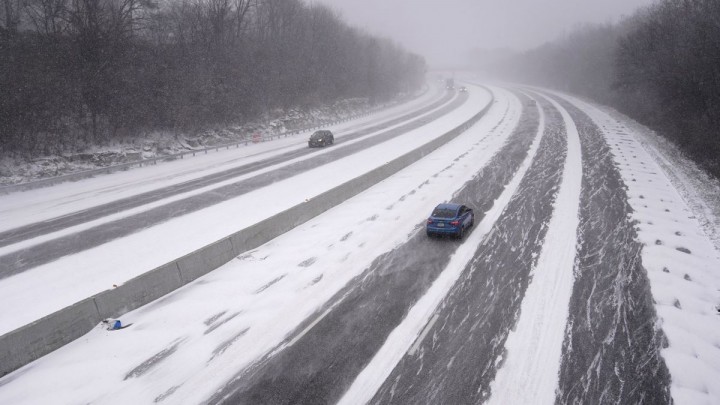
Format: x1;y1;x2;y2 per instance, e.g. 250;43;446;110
0;84;508;403
557;93;720;404
367;90;564;404
0;83;718;405
0;85;486;336
0;85;446;233
0;90;453;248
487;92;582;404
340;90;546;405
209;89;526;404
0;92;464;277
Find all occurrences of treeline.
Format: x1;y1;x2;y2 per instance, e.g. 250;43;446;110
0;0;426;155
480;0;720;178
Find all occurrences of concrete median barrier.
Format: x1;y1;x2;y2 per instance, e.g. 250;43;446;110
94;262;184;320
0;298;99;376
177;238;235;283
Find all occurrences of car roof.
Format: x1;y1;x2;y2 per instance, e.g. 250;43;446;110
435;203;461;210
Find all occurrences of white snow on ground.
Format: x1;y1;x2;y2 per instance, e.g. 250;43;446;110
338;91;544;405
599;107;720;252
562;93;720;405
0;87;486;336
487;93;582;404
0;86;517;404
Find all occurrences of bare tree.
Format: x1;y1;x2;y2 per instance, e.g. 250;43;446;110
62;0;145;139
25;0;68;35
1;0;426;156
1;0;25;34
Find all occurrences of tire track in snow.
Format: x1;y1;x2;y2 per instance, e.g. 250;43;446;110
553;95;674;404
486;93;582;404
367;93;566;405
339;91;546;404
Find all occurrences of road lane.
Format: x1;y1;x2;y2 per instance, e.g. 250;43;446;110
370;93;567;404
207;90;536;404
0;85;695;404
553;96;672;404
339;91;546;404
0;93;455;248
487;92;582;404
0;93;466;278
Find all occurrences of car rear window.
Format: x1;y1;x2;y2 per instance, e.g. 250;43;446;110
432;208;457;218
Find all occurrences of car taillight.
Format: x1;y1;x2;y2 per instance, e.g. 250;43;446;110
450;220;460;226
427;219;433;224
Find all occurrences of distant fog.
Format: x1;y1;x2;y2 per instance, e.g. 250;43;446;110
316;0;657;67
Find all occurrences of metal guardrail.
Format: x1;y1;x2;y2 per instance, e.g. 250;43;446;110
0;112;376;194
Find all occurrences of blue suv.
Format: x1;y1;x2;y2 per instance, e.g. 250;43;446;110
426;203;474;239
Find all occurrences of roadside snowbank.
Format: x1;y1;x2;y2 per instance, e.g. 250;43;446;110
565;94;720;405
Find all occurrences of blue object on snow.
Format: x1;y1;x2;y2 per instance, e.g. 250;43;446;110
103;318;123;330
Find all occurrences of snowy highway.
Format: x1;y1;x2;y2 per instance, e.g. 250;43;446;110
0;83;478;334
0;88;460;278
0;83;719;404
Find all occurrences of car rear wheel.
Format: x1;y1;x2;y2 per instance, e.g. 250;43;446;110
457;226;464;239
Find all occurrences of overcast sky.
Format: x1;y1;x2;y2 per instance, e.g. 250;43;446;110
315;0;658;67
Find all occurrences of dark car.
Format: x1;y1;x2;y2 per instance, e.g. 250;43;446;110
426;203;474;239
308;130;334;147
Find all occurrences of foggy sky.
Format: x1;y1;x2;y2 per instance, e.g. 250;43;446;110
316;0;658;67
